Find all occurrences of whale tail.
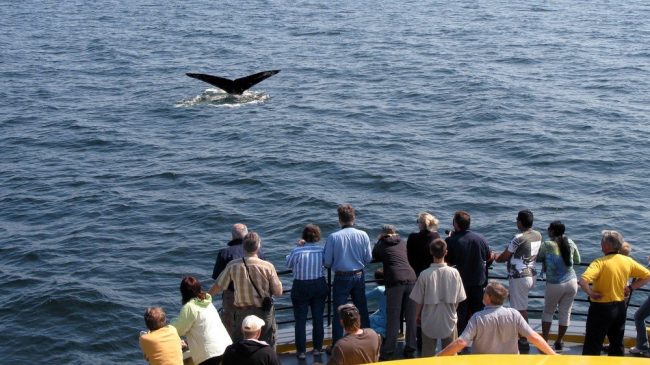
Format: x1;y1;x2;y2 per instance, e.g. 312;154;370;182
186;70;280;95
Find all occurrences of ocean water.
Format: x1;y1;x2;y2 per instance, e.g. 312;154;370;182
2;0;650;363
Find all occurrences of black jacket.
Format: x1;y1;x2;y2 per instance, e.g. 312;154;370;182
406;230;440;276
222;339;280;365
372;235;417;286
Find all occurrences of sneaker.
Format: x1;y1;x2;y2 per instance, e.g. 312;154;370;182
403;348;416;359
313;349;322;356
630;347;648;356
297;352;306;360
554;342;564;352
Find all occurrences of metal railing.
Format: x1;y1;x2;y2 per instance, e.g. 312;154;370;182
273;262;650;329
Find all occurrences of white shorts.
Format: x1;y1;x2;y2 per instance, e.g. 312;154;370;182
509;276;535;310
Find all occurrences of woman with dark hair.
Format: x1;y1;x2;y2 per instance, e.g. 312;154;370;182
171;276;232;365
373;224;417;360
285;224;328;359
536;221;581;351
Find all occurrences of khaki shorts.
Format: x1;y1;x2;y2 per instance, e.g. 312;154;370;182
509;276;535;310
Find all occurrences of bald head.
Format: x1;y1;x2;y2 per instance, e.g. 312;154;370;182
144;307;167;331
232;223;248;240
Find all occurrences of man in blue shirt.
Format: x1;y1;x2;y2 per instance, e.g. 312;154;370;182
324;204;372;346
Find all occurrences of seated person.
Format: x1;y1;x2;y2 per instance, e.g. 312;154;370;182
222;315;281;365
139;307;183;365
437;282;555;355
367;268;387;338
327;304;381;365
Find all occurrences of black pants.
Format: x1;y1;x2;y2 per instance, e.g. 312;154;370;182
582;301;626;356
457;285;485;335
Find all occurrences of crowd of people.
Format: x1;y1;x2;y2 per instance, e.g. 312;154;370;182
138;204;650;365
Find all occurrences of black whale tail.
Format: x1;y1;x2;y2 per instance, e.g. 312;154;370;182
186;70;280;95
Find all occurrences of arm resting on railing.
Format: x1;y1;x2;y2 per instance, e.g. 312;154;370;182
436;338;468;356
527;331;556;355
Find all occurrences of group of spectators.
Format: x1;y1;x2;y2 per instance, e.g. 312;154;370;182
138;204;650;365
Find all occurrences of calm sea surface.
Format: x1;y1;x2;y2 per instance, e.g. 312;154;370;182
2;0;650;363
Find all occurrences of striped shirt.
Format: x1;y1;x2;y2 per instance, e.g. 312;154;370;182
286;243;325;280
216;256;282;308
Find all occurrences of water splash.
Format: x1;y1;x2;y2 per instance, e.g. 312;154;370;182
176;88;270;108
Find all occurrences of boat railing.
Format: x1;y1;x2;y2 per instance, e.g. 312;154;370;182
273;261;649;329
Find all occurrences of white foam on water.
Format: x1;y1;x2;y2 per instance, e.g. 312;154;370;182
176;89;270;108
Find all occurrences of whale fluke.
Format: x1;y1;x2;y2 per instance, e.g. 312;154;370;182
186;70;280;95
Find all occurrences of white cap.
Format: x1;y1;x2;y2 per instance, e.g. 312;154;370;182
241;315;265;332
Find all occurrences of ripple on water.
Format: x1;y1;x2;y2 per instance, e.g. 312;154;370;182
3;0;650;363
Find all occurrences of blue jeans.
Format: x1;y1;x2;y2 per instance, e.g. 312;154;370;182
291;278;329;353
331;272;370;343
635;293;650;351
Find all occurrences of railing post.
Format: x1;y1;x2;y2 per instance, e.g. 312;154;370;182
327;268;332;327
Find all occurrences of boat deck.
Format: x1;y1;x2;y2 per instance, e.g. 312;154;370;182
275;318;647;365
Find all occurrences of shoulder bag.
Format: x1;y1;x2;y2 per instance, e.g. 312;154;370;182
242;257;273;311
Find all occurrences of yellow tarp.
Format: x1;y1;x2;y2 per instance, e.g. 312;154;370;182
377;354;649;365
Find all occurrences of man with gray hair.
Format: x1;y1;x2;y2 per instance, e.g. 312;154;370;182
139;307;183;365
578;230;650;356
437;282;555;356
212;223;265;336
210;232;282;348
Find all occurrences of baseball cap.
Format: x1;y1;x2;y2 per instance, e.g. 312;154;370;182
241;315;265;332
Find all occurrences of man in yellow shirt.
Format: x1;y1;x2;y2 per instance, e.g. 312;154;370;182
578;230;650;356
139;307;184;365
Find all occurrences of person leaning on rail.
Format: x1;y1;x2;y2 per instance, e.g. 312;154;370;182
285;224;328;359
170;277;232;365
436;281;556;356
495;209;542;352
372;224;418;360
630;255;650;357
139;307;184;365
535;220;581;352
209;232;283;348
211;223;265;337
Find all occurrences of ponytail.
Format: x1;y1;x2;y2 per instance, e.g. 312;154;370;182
557;235;572;267
548;220;572;267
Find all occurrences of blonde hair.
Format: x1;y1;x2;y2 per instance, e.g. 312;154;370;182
620;242;632;256
417;212;439;231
